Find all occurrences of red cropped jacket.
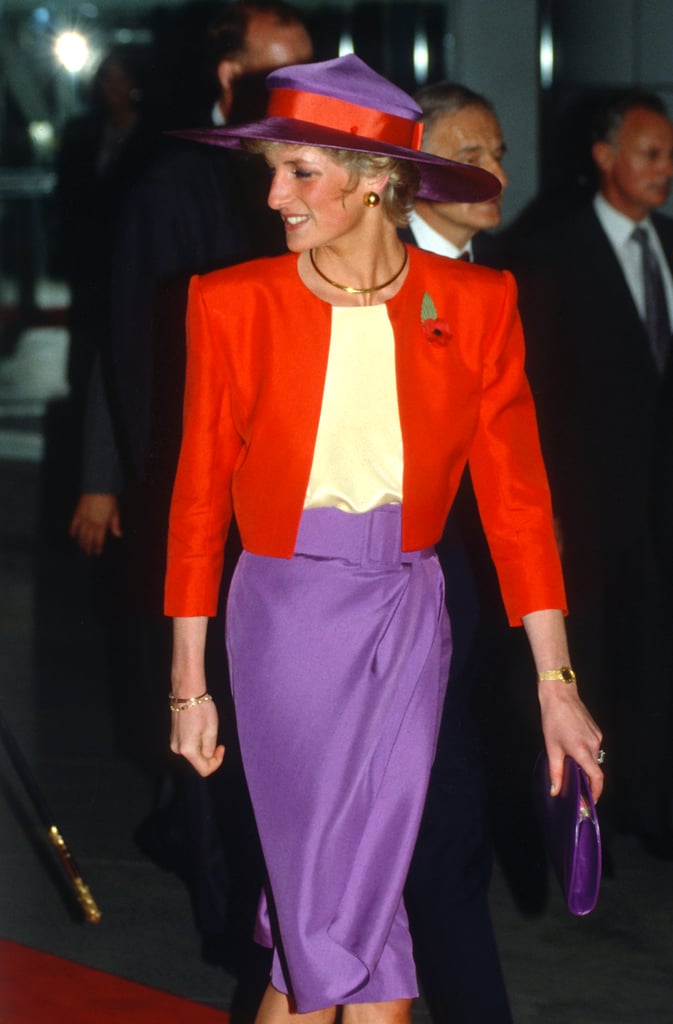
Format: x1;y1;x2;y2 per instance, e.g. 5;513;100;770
165;246;565;625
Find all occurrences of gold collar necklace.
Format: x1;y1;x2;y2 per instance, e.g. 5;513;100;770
309;247;408;295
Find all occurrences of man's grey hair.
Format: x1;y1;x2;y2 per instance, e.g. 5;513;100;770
592;88;669;145
413;82;496;136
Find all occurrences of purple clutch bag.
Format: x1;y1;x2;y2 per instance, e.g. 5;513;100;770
533;752;602;916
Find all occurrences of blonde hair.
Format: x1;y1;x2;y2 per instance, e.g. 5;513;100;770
245;140;421;227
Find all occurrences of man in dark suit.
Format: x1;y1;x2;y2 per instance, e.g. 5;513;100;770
54;46;160;413
401;83;514;1024
69;0;312;559
403;82;507;265
516;90;673;859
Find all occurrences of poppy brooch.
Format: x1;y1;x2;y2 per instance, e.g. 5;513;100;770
421;292;451;346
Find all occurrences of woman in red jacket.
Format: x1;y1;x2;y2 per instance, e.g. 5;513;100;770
165;55;603;1024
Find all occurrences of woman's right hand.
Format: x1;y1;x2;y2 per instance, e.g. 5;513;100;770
170;617;225;776
170;697;225;777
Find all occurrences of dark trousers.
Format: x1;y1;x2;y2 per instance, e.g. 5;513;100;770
406;516;512;1023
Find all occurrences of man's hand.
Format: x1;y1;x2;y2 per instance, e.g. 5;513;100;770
69;493;122;556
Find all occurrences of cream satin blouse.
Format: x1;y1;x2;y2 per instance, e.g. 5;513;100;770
304;305;403;513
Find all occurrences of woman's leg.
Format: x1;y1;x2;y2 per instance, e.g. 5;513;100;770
254;984;337;1024
343;998;413;1023
254;986;411;1024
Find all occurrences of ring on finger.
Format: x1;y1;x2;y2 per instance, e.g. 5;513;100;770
596;748;606;766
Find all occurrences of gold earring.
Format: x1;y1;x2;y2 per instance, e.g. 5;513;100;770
363;191;381;208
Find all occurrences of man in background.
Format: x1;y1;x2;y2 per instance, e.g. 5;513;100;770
402;83;514;1024
515;89;673;862
406;82;507;262
69;1;312;558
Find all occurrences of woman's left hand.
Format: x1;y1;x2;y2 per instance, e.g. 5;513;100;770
537;679;604;801
522;609;604;801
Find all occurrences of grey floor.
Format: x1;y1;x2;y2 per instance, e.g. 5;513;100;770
1;301;672;1023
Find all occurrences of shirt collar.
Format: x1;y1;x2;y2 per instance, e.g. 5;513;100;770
211;101;227;127
593;192;654;248
408;209;473;260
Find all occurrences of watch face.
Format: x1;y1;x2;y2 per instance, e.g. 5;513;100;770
561;666;575;683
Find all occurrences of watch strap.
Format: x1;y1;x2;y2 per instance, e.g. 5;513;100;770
537;666;577;684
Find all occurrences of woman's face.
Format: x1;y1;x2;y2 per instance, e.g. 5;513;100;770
265;144;371;252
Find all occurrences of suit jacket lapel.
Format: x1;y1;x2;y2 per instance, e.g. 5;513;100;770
582;207;648;337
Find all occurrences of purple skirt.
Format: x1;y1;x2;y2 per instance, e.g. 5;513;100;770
225;505;451;1012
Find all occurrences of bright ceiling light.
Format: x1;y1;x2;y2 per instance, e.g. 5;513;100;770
28;121;55;147
54;30;89;73
413;30;429;85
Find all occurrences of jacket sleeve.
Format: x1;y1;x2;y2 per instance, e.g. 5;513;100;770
164;275;244;616
467;270;566;625
80;354;124;494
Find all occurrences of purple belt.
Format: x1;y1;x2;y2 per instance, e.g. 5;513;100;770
294;504;433;567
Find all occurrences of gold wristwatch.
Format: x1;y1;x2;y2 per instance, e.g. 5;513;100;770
537;666;576;684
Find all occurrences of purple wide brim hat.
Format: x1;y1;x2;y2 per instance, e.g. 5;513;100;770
171;54;501;204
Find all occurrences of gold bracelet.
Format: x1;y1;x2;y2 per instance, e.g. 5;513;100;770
168;692;214;713
537;667;576;684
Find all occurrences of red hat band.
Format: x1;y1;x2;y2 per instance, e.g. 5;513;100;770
267;88;424;151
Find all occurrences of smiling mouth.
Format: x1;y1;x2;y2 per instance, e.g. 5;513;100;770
283;215;310;226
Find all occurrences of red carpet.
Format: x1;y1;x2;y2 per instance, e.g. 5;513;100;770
0;940;230;1022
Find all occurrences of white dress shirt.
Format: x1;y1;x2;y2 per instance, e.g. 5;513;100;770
593;192;673;326
211;101;226;126
408;209;473;261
